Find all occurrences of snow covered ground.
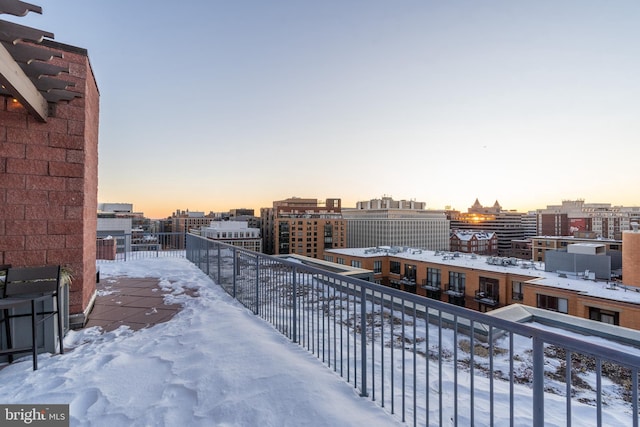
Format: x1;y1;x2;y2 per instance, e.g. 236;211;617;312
0;256;636;426
0;258;403;426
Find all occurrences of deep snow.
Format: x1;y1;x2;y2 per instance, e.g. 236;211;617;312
0;258;402;426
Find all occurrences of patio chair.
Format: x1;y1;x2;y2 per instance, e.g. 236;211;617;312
0;265;65;370
0;264;11;361
0;264;9;280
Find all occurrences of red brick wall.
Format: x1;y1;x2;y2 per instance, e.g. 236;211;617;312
0;41;99;319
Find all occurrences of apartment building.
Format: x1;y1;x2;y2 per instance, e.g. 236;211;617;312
510;239;533;260
260;197;346;259
164;210;218;249
531;235;622;263
342;196;449;251
199;221;262;252
97;203;136;236
325;245;640;330
450;230;498;255
537;199;640;239
448;199;527;257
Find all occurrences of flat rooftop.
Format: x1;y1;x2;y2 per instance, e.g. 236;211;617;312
327;247;640;305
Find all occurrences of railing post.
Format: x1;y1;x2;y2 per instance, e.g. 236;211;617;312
255;254;260;315
360;285;368;397
232;247;237;299
217;243;221;284
205;238;210;277
532;336;544;427
292;266;297;343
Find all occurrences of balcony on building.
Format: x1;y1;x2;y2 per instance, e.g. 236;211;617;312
474;289;499;306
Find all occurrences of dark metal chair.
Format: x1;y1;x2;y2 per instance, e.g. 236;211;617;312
0;265;65;370
0;264;9;279
0;264;11;362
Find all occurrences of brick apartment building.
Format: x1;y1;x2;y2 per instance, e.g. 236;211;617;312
260;197;346;259
0;3;99;328
450;230;498;255
325;246;640;330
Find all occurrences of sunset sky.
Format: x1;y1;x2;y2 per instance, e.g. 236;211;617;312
13;1;640;218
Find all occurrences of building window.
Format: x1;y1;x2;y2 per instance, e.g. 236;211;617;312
476;277;499;305
373;260;382;274
424;267;441;299
425;268;441;289
324;255;333;262
537;294;568;313
404;264;417;283
390;261;401;275
324;224;333;249
351;260;362;268
448;271;466;294
337;257;344;265
589;307;619;325
512;281;523;301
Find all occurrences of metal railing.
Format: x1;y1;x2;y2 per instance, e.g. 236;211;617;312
186;233;640;426
96;232;186;263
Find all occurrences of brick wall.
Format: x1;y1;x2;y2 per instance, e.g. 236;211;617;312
0;40;99;323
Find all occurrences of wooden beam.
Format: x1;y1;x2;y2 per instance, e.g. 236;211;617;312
0;0;42;17
0;41;47;121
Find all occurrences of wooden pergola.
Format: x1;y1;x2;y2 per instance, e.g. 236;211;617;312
0;0;80;122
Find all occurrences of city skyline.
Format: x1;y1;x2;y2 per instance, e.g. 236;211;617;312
133;195;638;221
14;1;640;219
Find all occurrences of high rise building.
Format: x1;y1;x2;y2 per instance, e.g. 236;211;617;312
260;197;346;259
342;196;449;250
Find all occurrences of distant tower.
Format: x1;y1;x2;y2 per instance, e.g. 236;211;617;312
623;222;640;287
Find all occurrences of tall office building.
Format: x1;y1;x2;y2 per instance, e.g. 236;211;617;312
342;196;449;250
260;197;346;259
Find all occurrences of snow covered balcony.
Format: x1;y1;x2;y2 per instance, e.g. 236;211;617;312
186;233;640;427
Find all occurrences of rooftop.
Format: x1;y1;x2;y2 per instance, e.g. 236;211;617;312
0;258;398;426
0;255;635;425
326;246;640;305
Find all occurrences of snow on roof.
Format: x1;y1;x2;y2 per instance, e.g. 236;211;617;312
452;231;495;241
568;242;605;248
326;247;640;305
